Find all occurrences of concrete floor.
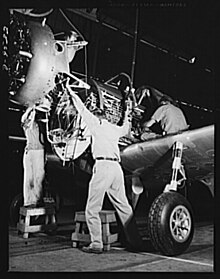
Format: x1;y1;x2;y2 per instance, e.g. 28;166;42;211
8;205;214;272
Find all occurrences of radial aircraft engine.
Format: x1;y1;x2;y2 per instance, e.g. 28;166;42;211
3;12;89;108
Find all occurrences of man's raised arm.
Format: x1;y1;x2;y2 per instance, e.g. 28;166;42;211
117;99;133;137
67;84;99;133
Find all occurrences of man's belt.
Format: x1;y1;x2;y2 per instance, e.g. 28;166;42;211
95;157;119;162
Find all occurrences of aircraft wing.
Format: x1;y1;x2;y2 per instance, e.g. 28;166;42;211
120;125;214;185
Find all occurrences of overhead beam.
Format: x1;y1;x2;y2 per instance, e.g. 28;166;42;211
66;8;212;74
67;10;189;61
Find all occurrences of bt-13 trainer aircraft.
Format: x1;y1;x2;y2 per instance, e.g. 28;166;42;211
4;9;214;256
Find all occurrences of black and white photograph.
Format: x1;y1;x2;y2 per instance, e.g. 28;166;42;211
2;1;216;273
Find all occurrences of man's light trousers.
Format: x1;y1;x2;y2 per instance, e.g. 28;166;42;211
23;149;45;206
85;160;133;249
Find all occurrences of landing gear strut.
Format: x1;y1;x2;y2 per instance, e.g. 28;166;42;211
164;141;186;192
147;141;194;256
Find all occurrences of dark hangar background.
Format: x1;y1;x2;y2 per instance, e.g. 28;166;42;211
30;2;216;126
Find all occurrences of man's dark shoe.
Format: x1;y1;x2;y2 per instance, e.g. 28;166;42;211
81;246;103;254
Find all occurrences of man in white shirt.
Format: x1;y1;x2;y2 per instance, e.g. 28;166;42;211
21;107;45;207
67;84;144;254
141;96;189;140
21;97;51;207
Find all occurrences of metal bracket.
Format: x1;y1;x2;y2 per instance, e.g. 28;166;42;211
66;72;91;89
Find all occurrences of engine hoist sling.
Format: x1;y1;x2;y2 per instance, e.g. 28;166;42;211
164;141;186;192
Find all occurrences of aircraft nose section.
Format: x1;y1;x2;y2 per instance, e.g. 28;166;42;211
12;21;57;106
6;18;71;107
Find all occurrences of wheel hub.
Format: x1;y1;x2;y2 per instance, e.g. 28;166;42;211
170;205;191;242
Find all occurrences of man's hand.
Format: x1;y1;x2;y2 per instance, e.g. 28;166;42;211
66;78;72;93
125;98;133;122
125;98;133;113
66;78;78;99
142;118;156;132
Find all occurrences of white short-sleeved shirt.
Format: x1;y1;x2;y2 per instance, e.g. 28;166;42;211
71;93;130;161
151;104;188;134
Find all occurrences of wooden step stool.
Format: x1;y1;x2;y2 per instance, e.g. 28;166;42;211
71;210;118;251
17;205;57;238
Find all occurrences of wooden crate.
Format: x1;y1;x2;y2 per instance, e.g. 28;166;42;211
17;205;57;238
71;210;118;251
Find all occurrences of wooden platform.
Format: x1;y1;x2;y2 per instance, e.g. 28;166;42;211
17;205;57;238
71;210;118;251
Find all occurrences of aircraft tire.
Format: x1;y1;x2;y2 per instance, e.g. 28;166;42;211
9;193;23;227
148;191;194;256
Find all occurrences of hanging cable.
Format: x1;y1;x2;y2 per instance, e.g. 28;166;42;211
130;6;139;89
